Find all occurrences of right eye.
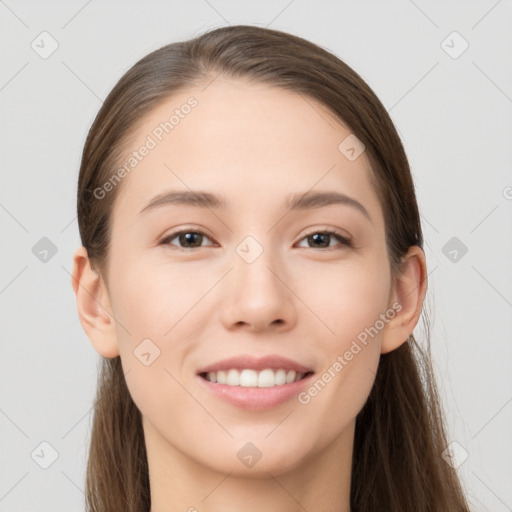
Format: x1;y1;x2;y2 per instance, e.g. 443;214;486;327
159;229;217;250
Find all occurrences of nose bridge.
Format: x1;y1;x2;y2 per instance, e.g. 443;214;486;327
233;232;282;296
221;230;296;331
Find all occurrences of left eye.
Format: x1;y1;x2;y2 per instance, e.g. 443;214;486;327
296;230;352;250
160;229;352;251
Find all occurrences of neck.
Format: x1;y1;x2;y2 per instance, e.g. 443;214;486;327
145;418;354;512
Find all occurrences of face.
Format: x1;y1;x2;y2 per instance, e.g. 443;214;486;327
101;77;397;476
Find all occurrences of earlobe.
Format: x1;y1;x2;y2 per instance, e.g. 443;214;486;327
71;246;120;358
381;246;428;354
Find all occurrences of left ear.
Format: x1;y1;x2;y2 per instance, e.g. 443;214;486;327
381;245;428;354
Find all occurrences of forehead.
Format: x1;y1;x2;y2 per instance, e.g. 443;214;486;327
111;77;383;226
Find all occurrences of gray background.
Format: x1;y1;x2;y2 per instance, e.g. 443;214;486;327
1;1;511;511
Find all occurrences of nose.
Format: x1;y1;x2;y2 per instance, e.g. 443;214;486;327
220;241;297;333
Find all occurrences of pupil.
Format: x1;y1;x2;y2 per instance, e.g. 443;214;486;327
181;232;201;247
311;233;328;248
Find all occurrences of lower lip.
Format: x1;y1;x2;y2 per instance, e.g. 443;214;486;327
196;373;315;411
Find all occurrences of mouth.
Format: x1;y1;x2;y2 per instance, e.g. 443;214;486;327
195;354;315;410
196;369;315;411
198;368;315;388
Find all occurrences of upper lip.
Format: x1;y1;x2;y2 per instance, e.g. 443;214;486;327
197;355;313;375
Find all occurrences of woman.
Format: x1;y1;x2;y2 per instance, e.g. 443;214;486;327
71;24;472;511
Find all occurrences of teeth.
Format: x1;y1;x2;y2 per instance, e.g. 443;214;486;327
204;369;306;387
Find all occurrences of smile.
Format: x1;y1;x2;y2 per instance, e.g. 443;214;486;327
200;368;313;388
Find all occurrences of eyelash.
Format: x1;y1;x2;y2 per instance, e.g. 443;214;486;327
159;228;353;252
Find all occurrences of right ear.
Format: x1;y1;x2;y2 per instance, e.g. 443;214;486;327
71;246;120;358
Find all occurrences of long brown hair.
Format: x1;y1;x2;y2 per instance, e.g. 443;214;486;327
76;24;471;511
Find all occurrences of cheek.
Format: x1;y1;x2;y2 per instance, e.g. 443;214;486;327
294;257;390;427
109;256;210;387
110;259;202;433
109;256;199;337
297;255;392;344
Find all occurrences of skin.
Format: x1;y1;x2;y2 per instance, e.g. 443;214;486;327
72;77;427;512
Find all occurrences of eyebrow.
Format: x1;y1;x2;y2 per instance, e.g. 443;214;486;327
139;189;372;222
